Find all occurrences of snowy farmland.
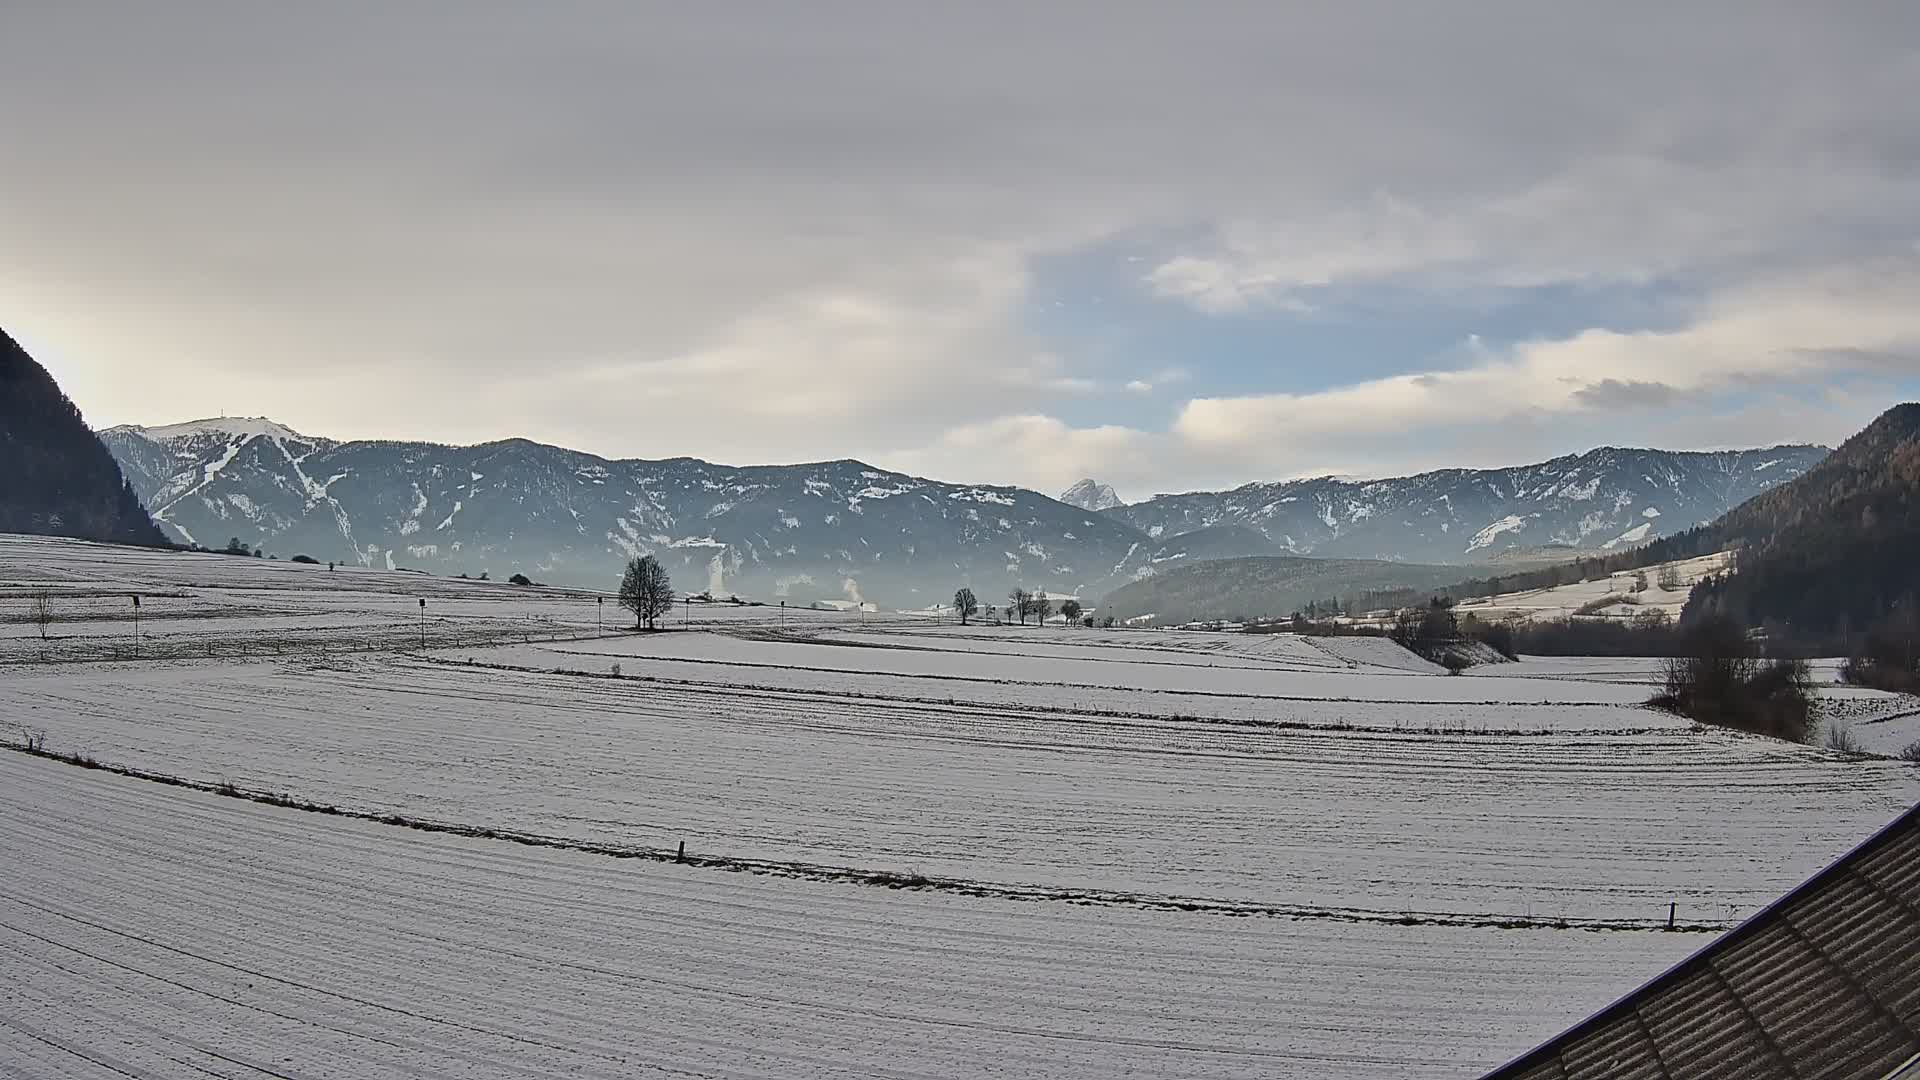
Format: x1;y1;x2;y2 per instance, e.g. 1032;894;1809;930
1451;551;1732;624
3;534;1918;1079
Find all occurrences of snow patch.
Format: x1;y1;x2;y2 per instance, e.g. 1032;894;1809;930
1465;514;1528;553
1604;522;1653;548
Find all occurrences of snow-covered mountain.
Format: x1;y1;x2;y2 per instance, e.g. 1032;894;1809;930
1058;478;1124;512
1104;445;1829;566
98;419;1153;605
99;418;1827;605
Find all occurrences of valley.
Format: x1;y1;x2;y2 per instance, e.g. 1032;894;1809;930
4;534;1916;1077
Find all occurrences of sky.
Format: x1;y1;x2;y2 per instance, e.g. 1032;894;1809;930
4;3;1918;499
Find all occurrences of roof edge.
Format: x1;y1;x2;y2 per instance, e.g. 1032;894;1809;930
1481;800;1920;1079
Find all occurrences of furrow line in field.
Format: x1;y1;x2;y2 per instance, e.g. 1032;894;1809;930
456;650;1649;710
0;741;1729;934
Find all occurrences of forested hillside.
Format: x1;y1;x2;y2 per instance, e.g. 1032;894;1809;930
0;327;166;546
1681;404;1920;637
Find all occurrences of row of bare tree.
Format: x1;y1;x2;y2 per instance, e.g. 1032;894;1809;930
951;587;1085;626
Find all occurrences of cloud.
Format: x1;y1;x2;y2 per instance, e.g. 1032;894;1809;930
2;4;1916;493
1571;380;1689;411
1173;263;1920;452
887;415;1163;498
921;265;1920;492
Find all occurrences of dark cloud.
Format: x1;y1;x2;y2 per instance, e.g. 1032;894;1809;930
1573;379;1689;410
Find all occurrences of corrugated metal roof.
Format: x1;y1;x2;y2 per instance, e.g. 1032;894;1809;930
1484;803;1920;1080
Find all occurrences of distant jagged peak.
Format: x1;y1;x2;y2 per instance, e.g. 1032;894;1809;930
106;416;317;445
1059;477;1124;511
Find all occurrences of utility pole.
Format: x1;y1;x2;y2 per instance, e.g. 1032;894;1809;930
597;595;603;634
131;594;140;657
418;597;426;650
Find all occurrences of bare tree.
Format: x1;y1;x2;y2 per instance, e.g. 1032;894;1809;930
1657;565;1683;591
1032;593;1054;625
1008;587;1030;626
31;590;53;641
619;555;675;630
953;587;979;626
1059;599;1083;625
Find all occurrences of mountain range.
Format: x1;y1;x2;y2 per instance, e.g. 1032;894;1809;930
1106;445;1827;565
99;416;1826;606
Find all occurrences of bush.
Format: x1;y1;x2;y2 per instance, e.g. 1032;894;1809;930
1899;741;1920;763
1650;615;1815;742
1461;615;1518;660
1840;616;1920;692
1823;721;1863;754
1389;598;1458;660
1440;651;1471;675
509;573;533;586
290;554;319;564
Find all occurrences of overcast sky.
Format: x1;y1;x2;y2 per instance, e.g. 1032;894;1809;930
5;3;1917;497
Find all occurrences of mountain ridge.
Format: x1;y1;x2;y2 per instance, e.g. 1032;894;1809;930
101;415;1829;605
1104;444;1828;565
1059;478;1124;512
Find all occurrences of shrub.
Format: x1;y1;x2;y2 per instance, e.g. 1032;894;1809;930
1899;740;1920;763
1651;615;1815;743
1822;721;1863;754
1390;598;1458;660
1839;616;1920;693
1440;651;1471;675
1461;615;1518;660
509;573;534;586
290;554;319;564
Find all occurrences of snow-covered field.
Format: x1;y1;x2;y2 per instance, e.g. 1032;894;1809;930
0;750;1699;1080
3;534;1917;1078
1453;551;1732;623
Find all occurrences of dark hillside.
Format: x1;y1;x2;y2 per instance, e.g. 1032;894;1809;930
1681;404;1920;636
0;327;167;546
